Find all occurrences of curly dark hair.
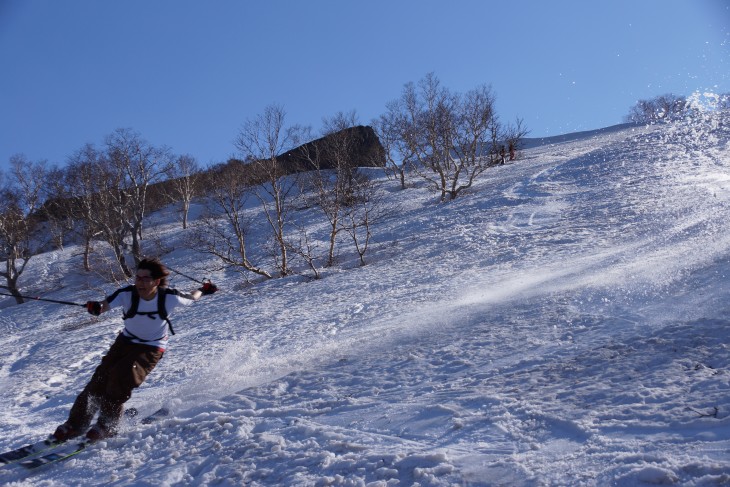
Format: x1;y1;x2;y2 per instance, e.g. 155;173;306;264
137;258;170;287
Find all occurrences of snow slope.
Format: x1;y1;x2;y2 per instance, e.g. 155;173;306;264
1;110;730;486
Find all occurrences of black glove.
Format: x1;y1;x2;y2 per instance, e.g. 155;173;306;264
199;282;218;296
86;301;102;316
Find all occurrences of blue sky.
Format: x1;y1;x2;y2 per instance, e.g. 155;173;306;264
0;0;728;170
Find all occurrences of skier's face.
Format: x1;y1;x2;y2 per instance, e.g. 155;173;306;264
135;270;160;297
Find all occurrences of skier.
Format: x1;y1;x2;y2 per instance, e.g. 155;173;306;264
52;258;218;442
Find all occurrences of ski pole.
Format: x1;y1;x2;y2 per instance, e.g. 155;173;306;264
0;291;85;307
165;265;205;284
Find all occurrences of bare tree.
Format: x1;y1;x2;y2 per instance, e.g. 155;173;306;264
656;94;687;121
373;103;412;190
104;128;175;268
320;110;364;200
83;151;135;277
193;161;272;279
42;165;75;250
165;154;201;229
503;117;530;162
391;73;520;201
43;144;102;272
48;131;173;278
626;94;688;124
234;105;304;277
626;99;655;124
288;224;321;279
342;174;394;266
297;111;368;267
0;155;49;303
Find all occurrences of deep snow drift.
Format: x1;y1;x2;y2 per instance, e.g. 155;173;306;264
1;110;730;486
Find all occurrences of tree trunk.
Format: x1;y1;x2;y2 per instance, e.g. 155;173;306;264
83;237;92;272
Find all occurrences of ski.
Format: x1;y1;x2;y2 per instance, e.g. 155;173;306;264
125;406;171;425
0;436;64;467
1;406;170;471
142;407;170;424
18;440;90;470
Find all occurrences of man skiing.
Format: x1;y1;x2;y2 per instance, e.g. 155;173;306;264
52;258;217;442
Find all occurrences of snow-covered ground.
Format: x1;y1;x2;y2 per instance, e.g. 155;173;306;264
1;110;729;486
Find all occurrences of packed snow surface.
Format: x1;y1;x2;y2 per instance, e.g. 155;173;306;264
1;112;729;486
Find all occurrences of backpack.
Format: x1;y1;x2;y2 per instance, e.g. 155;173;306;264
121;285;176;335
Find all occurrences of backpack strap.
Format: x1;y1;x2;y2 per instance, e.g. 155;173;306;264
121;285;175;336
121;285;139;320
157;288;175;335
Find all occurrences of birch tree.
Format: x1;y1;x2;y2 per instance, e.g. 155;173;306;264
165;154;201;229
194;161;272;279
104;128;174;268
234;105;304;277
0;156;49;302
389;73;525;201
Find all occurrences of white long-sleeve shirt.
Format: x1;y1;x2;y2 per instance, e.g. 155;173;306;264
106;287;195;350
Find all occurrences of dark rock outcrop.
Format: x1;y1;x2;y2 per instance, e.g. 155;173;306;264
277;125;386;172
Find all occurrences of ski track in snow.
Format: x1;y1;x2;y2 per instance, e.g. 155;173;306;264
1;113;730;485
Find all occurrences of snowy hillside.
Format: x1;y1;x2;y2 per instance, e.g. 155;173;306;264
1;111;730;486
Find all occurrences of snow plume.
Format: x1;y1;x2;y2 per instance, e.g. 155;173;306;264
2;114;730;485
669;91;730;152
686;90;726;113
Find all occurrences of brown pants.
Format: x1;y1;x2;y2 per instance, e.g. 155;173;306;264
66;334;164;432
